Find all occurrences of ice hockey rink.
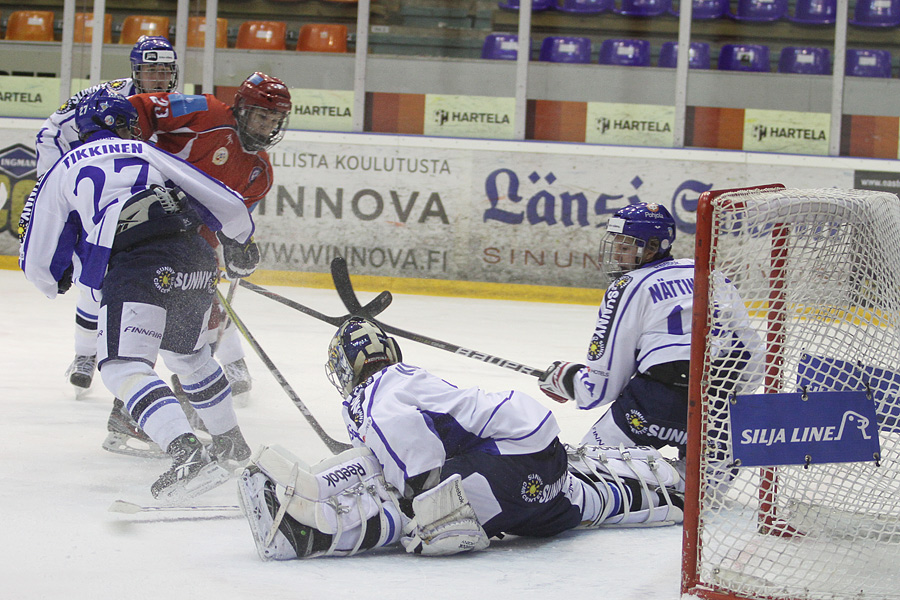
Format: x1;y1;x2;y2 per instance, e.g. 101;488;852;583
0;267;685;600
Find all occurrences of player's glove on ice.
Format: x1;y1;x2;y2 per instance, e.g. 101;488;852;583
217;232;260;279
539;361;585;403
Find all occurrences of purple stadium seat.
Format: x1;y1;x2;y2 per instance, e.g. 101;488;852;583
788;0;836;24
845;49;893;77
482;33;530;60
730;0;788;21
849;0;900;27
670;0;728;19
498;0;556;10
615;0;672;17
777;47;831;74
718;44;771;72
554;0;614;12
539;36;593;63
598;39;651;66
658;41;711;69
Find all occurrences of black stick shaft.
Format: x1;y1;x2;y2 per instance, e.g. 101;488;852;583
216;289;351;455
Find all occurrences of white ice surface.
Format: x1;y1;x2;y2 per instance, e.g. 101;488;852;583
0;269;685;600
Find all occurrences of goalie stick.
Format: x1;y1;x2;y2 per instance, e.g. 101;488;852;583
329;256;544;377
216;289;352;455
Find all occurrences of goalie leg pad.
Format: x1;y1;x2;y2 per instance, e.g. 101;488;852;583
247;444;404;558
401;474;490;556
566;444;684;527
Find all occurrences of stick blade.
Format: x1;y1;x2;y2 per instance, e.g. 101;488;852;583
109;500;143;514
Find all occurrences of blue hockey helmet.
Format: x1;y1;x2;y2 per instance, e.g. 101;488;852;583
129;36;178;94
600;202;676;279
326;317;402;398
75;87;140;141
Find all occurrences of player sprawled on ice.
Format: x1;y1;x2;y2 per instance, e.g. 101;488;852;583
35;36;180;400
538;203;762;471
19;88;260;503
236;318;685;560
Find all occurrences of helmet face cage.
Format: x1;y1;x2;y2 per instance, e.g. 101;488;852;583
599;203;676;281
75;88;141;141
130;36;178;94
233;72;292;152
325;318;401;398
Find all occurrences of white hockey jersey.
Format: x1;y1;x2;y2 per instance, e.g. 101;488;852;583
20;132;254;299
35;78;137;177
342;363;560;495
571;257;762;410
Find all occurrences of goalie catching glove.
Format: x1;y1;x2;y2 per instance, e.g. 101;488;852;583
539;361;585;403
216;231;260;279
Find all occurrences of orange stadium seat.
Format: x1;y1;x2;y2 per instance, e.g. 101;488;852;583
5;10;55;41
235;21;287;50
296;24;348;52
119;15;170;45
74;13;113;44
187;16;228;48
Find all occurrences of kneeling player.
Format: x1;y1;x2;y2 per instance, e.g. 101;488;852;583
236;318;684;559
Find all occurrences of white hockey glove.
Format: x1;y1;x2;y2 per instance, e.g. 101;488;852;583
216;231;260;279
401;474;490;556
539;361;585;403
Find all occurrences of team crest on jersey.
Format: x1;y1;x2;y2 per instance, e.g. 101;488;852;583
107;80;128;91
249;166;262;184
588;333;605;361
56;98;77;114
625;409;649;435
212;147;229;166
153;266;176;293
521;473;545;503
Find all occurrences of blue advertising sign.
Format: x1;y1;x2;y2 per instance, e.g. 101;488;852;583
729;390;881;468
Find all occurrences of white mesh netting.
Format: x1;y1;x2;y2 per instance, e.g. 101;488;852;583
691;188;900;600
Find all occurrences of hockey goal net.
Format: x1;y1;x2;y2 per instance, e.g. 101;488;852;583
682;185;900;600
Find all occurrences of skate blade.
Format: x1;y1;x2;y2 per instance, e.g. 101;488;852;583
157;463;232;505
73;384;91;400
232;390;251;409
102;432;167;459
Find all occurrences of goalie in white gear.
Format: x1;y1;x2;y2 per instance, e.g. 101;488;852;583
236;318;685;560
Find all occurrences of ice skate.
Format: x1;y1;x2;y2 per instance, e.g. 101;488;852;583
64;354;96;397
236;466;325;561
151;433;230;504
101;398;166;459
209;425;251;472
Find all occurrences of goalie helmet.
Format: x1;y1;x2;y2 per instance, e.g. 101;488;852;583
75;88;140;141
233;72;292;152
129;36;178;94
600;202;676;280
326;318;402;398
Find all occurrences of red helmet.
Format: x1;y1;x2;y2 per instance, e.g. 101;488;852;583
233;72;292;152
234;72;291;113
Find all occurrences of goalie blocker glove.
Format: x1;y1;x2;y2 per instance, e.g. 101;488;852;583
217;231;260;279
539;361;585;403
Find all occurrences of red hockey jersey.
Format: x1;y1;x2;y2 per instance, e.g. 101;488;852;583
129;92;274;208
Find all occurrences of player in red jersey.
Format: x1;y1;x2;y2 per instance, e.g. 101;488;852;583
127;72;291;411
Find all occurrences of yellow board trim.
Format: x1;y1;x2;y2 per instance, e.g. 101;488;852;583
1;258;603;306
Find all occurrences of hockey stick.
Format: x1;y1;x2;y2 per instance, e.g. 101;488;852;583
329;256;545;377
214;276;240;349
238;279;392;326
109;500;240;514
216;289;352;455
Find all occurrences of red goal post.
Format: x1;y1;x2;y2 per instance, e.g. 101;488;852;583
682;185;900;600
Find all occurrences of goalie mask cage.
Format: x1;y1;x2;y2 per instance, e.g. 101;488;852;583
681;185;900;600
